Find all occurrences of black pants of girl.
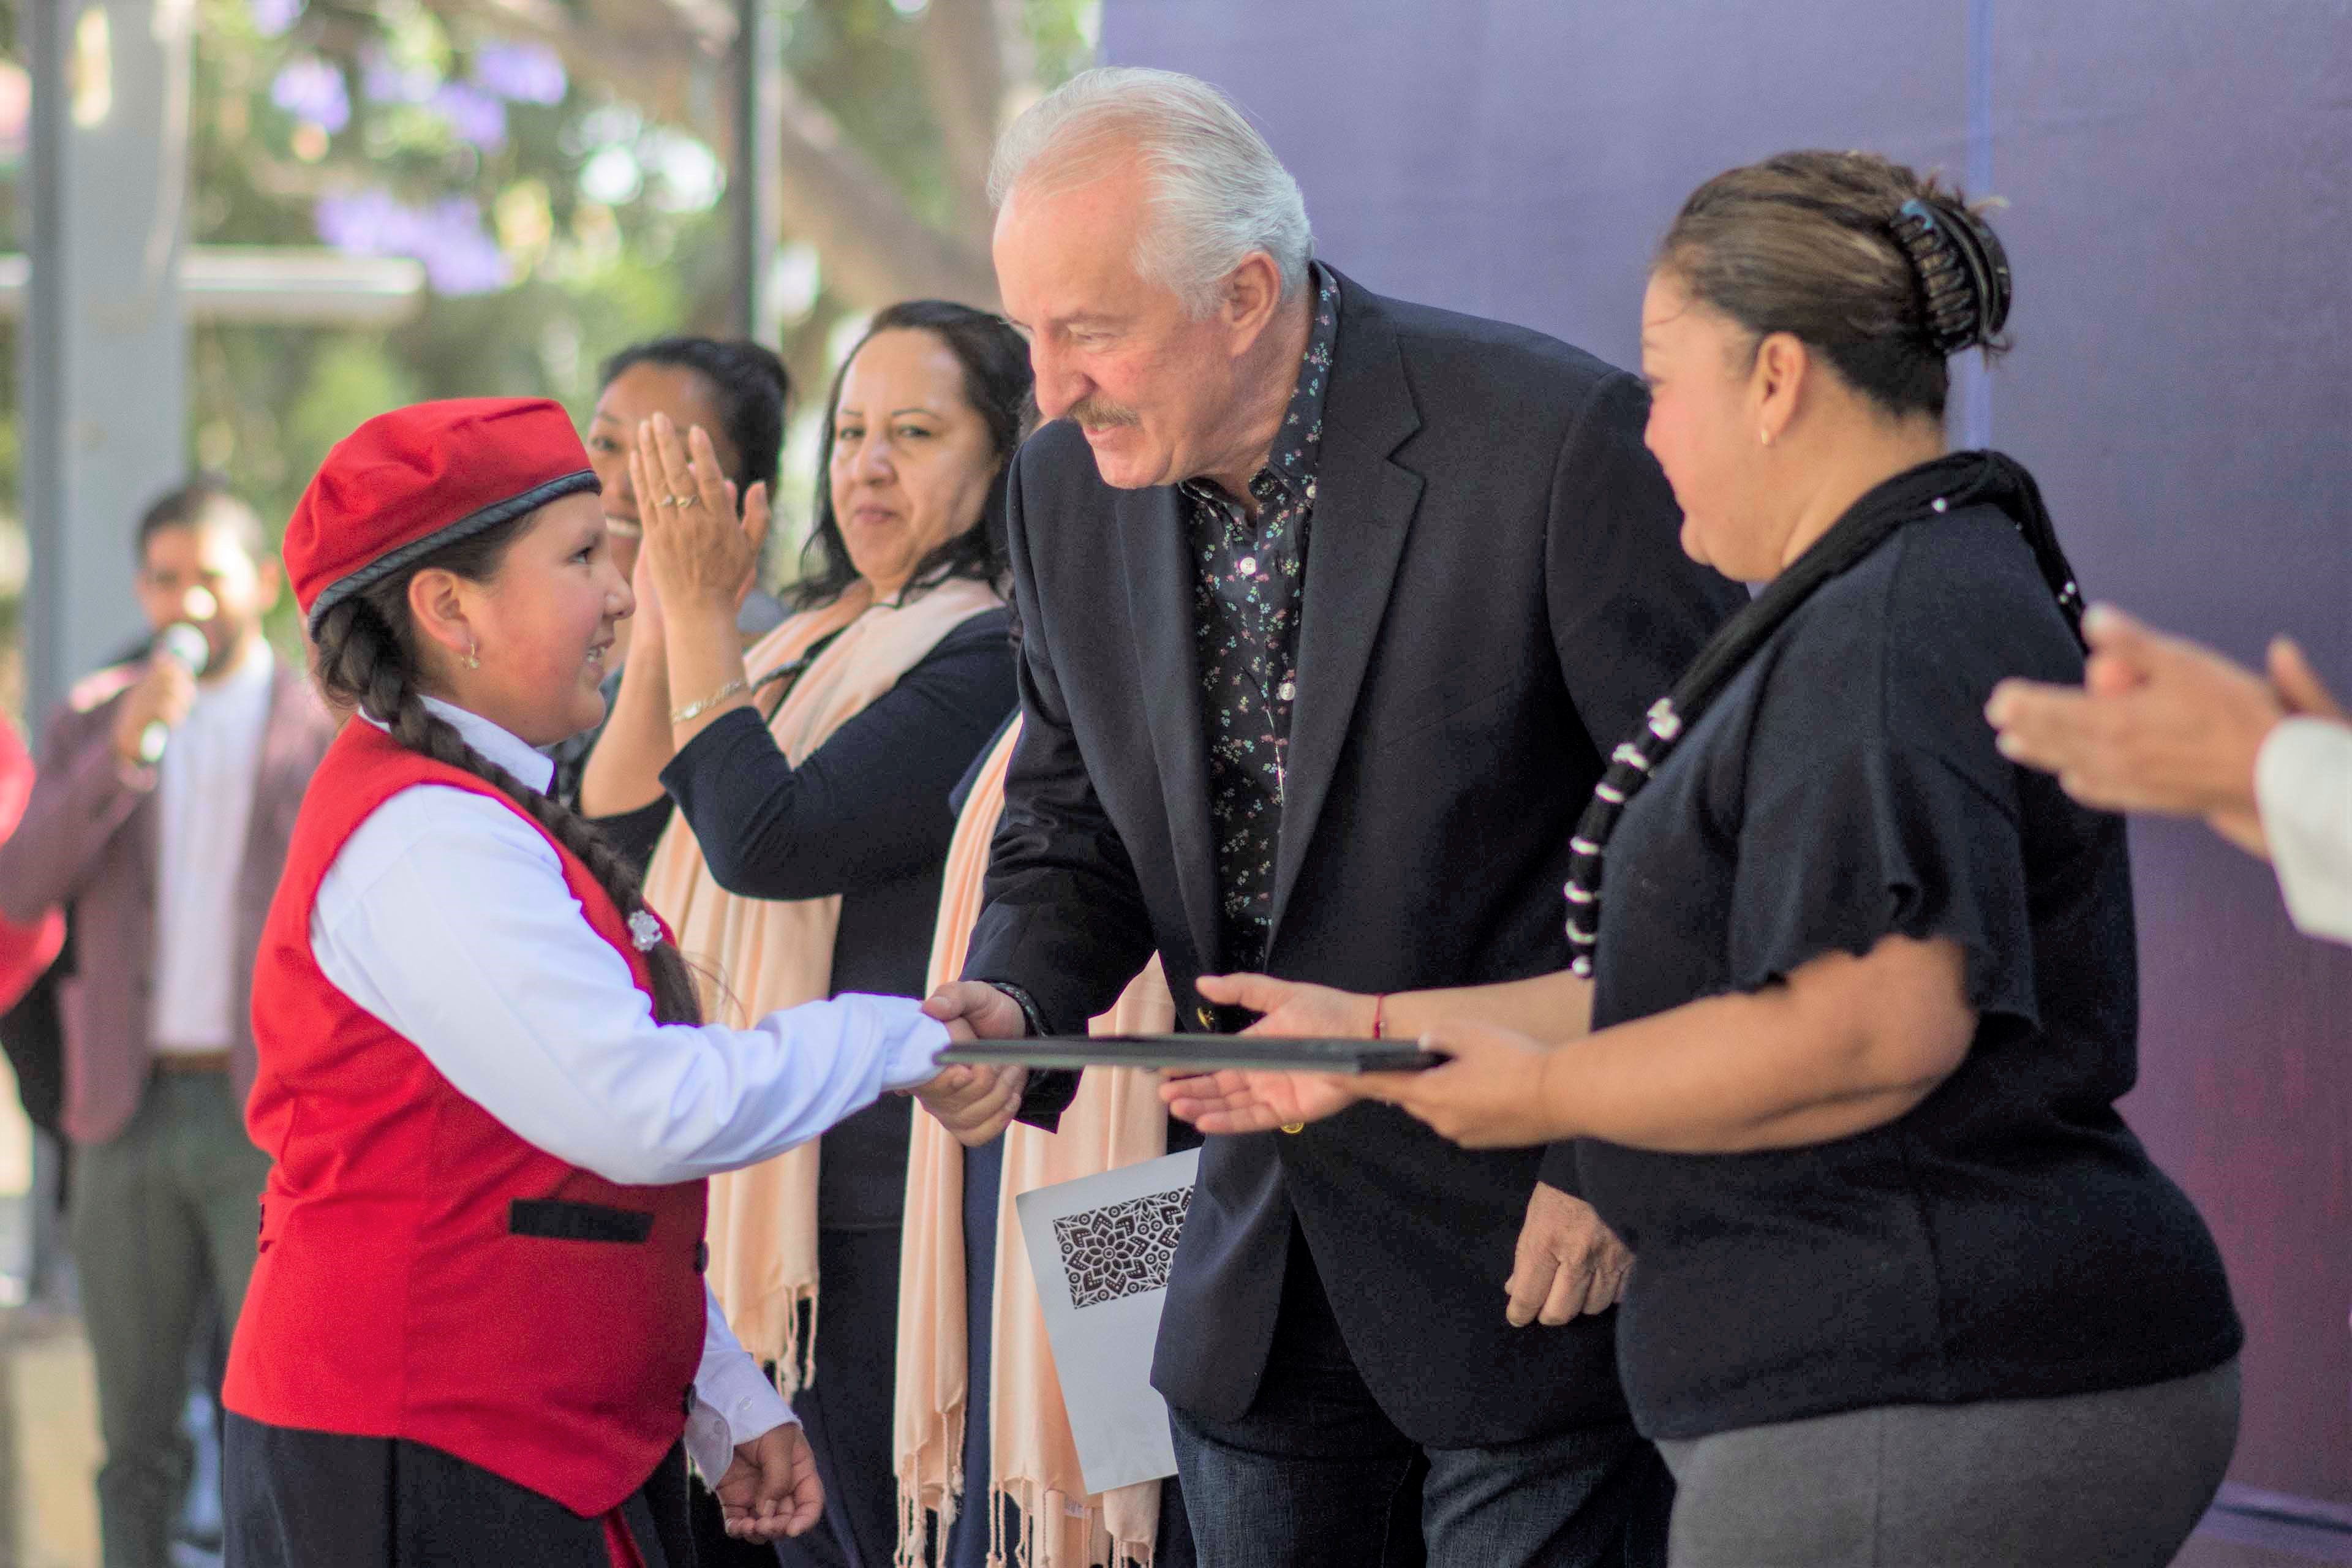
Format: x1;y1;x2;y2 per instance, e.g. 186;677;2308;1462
225;1413;692;1568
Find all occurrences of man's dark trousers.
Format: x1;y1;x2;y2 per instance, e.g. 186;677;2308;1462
964;267;1743;1567
1167;1223;1672;1567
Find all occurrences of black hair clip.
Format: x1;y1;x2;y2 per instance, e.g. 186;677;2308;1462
1890;197;2012;355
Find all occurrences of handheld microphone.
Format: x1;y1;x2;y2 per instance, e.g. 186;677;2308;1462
135;622;213;766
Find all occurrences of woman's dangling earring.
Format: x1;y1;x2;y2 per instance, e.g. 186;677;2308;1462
464;638;481;671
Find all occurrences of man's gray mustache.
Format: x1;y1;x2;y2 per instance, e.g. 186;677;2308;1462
1064;401;1142;429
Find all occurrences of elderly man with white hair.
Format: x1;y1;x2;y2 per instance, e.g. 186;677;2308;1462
922;68;1742;1567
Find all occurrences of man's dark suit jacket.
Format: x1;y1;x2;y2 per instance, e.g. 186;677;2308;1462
963;267;1743;1448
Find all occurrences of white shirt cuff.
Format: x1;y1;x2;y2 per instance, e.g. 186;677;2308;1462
2256;718;2352;946
836;990;951;1093
688;1286;798;1483
687;1349;796;1484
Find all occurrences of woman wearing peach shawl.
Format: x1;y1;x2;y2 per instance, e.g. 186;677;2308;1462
585;304;1038;1567
643;571;1000;1369
895;717;1195;1568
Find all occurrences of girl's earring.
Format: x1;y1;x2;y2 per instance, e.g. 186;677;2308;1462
464;639;481;671
1760;428;1773;447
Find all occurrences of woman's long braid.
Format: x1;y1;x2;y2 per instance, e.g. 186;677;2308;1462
314;597;706;1026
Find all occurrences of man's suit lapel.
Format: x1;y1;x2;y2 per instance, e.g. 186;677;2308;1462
118;691;160;906
128;790;159;905
1116;484;1225;976
1268;275;1424;949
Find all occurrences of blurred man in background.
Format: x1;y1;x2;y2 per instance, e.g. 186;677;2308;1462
0;478;334;1568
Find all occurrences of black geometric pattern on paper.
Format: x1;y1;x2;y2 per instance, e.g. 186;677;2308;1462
1050;1185;1194;1309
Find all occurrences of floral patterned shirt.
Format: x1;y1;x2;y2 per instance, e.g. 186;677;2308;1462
1180;263;1341;970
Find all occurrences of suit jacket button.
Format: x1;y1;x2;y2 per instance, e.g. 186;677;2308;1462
696;1242;709;1273
1196;1005;1215;1030
684;1384;696;1417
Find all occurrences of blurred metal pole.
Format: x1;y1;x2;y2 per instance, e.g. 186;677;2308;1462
21;0;194;1305
728;0;781;345
22;0;68;721
22;0;192;720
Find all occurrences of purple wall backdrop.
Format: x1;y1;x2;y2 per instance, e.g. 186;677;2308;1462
1102;0;2352;1505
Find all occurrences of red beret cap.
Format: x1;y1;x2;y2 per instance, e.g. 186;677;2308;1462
285;397;597;629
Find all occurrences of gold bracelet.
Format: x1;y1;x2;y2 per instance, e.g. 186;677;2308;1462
670;679;748;725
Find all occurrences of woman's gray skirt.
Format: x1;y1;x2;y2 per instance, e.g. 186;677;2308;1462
1656;1358;2241;1567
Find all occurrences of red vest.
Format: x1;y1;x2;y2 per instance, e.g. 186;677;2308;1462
225;721;708;1518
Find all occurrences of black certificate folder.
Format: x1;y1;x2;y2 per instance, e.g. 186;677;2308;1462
935;1034;1446;1074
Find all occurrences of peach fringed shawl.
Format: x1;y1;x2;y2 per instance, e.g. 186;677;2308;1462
895;717;1173;1567
642;576;1002;1391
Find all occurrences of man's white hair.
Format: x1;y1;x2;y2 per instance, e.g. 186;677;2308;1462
989;67;1314;317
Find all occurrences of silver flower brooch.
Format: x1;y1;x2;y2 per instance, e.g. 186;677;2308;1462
627;909;664;951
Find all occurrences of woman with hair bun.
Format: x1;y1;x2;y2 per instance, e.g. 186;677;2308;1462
221;398;992;1567
1170;152;2243;1565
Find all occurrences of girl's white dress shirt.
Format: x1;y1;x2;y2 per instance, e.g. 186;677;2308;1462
311;696;948;1477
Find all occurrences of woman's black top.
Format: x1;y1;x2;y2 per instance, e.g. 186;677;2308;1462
600;606;1016;1229
1575;504;2241;1441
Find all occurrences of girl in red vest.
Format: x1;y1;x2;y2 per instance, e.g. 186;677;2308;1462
225;398;999;1568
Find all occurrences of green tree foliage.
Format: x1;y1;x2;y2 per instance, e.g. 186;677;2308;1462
0;0;1093;707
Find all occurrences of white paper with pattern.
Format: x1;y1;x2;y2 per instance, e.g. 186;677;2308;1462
1014;1147;1200;1493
